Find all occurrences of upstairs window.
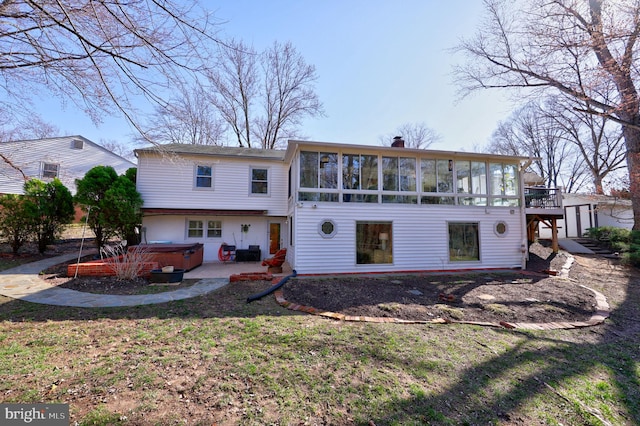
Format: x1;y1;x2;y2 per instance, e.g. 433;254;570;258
71;139;84;149
382;157;416;192
195;165;212;188
42;163;59;179
251;167;269;195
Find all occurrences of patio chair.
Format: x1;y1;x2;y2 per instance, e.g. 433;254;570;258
262;248;287;273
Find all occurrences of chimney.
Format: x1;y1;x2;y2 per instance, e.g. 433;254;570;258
392;136;405;148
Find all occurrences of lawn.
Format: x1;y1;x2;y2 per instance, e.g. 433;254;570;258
1;251;639;425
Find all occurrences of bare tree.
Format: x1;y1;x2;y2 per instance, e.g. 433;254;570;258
455;0;640;230
546;94;627;194
99;139;135;161
0;0;219;135
379;122;441;149
207;39;259;148
0;114;60;142
487;101;588;192
208;40;323;149
139;81;226;146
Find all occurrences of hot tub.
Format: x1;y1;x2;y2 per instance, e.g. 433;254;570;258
132;243;204;271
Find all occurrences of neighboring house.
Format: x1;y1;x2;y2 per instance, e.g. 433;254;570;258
538;192;633;239
0;135;135;195
135;140;560;275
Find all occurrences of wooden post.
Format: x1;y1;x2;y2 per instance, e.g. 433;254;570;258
551;218;559;253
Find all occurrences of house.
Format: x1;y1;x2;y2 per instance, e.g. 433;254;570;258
0;135;135;195
135;140;560;275
538;192;633;239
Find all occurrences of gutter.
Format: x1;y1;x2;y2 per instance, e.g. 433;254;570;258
520;156;534;269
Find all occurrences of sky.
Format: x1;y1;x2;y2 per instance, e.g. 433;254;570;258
37;0;517;154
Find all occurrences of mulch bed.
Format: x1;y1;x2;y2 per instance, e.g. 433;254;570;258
25;238;603;324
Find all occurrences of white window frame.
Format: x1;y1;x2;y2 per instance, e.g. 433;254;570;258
194;164;213;189
41;162;59;179
207;220;222;238
187;219;204;238
250;166;269;196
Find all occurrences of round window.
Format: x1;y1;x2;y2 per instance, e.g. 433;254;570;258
494;221;508;237
318;219;337;238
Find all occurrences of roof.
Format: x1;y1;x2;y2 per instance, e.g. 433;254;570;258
135;140;534;164
135;144;286;161
284;139;534;163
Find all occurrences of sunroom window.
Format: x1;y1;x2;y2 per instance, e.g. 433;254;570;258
343;153;378;202
489;163;519;206
421;159;454;204
299;151;338;202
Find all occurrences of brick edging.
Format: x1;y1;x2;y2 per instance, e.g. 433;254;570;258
273;284;610;331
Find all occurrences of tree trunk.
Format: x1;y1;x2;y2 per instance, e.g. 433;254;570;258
623;127;640;231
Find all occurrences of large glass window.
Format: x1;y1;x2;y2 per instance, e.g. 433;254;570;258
343;154;378;190
299;151;338;202
356;222;392;264
383;157;416;192
489;163;519;206
448;222;480;261
195;165;212;188
250;167;268;194
421;159;454;204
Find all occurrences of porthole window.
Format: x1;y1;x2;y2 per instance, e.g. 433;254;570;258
494;221;508;237
318;219;337;238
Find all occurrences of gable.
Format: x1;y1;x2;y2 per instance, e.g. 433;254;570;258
0;136;135;195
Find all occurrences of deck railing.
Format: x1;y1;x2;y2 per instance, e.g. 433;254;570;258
524;187;562;209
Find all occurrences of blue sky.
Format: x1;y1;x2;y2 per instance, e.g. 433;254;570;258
41;1;516;153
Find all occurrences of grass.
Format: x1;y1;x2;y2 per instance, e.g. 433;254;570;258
0;252;639;424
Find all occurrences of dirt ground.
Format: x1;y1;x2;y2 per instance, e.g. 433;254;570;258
35;239;602;324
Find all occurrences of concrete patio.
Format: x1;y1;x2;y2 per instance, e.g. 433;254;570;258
183;260;293;279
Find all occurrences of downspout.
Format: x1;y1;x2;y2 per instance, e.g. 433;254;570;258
519;157;533;269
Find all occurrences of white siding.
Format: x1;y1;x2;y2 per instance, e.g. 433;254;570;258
137;154;288;216
142;214;287;262
292;203;524;274
0;136;134;195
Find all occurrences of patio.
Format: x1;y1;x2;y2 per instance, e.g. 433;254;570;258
183;260;293;279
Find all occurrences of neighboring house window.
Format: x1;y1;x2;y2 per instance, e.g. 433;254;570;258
449;222;480;261
420;159;454;205
299;151;339;202
41;162;59;179
489;163;519;206
187;220;204;238
343;153;378;203
356;221;392;264
250;167;269;195
195;165;212;188
456;160;487;206
382;156;417;204
71;139;84;149
207;220;222;238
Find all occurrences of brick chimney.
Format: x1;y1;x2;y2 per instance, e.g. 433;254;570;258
392;136;405;148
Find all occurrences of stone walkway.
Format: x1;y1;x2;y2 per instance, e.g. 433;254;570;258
0;252;228;308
